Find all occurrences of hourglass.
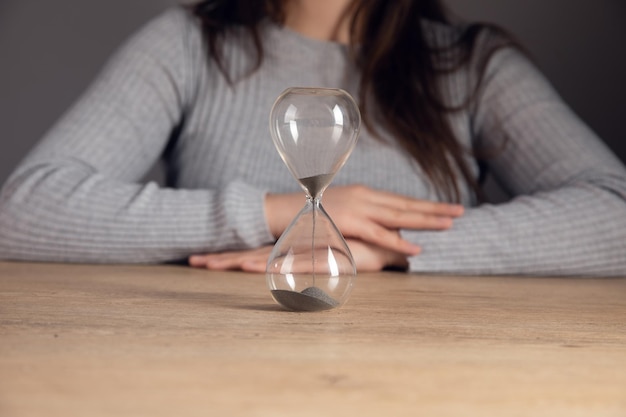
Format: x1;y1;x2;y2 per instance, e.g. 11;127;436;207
266;87;361;312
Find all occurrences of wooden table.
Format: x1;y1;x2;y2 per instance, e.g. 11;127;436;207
1;261;625;416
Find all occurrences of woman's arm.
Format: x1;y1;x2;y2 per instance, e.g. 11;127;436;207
403;47;626;276
0;9;274;263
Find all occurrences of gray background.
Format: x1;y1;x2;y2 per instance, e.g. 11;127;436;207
1;0;625;187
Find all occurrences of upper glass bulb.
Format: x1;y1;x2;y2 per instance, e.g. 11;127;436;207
269;87;361;199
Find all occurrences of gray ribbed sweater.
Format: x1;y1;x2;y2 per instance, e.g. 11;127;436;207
1;8;625;275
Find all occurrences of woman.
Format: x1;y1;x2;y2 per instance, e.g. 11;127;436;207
0;0;624;275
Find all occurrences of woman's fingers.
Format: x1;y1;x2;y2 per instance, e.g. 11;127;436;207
355;186;464;217
350;222;421;255
345;239;412;272
320;186;463;252
190;239;414;273
189;247;272;272
360;204;455;230
323;186;463;231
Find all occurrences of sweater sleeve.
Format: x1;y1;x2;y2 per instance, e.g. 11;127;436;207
402;47;626;276
0;9;274;263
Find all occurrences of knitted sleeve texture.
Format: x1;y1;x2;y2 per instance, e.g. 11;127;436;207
0;9;274;263
403;47;626;276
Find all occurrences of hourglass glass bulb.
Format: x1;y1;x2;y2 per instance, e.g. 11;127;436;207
269;87;361;199
267;87;361;311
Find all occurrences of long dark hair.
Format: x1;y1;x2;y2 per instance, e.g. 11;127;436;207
188;0;516;202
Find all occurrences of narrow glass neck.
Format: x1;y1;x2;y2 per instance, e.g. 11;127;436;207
306;195;322;207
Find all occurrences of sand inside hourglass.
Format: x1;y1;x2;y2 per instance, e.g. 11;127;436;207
271;286;339;311
298;173;335;198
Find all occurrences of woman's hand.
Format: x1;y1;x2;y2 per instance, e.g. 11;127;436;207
345;238;410;271
190;186;460;272
189;238;411;273
190;246;273;272
265;185;463;256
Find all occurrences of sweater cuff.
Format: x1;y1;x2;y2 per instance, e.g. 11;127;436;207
222;180;274;249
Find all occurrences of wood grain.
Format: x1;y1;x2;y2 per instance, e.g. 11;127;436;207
1;261;625;416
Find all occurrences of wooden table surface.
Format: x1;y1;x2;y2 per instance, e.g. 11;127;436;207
1;261;625;416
